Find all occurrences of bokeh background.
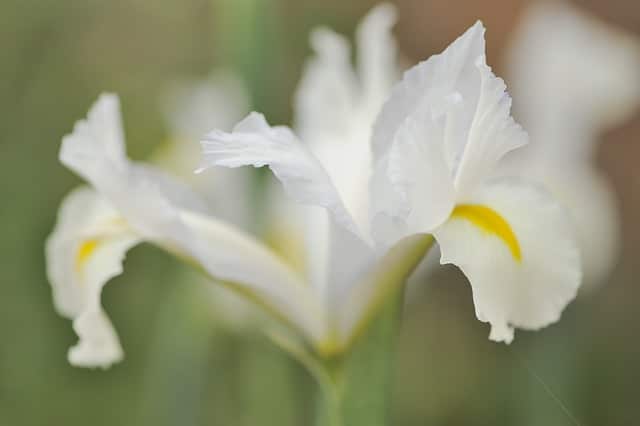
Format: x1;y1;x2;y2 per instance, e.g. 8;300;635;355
1;0;639;425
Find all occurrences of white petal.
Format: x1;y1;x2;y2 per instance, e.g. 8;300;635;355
433;179;581;343
178;210;326;344
199;112;366;241
132;164;209;214
294;27;357;147
355;3;398;109
58;96;327;348
68;310;124;368
335;234;435;346
325;218;376;317
292;4;398;239
60;94;127;186
46;187;141;368
370;116;456;246
452;57;528;197
293;28;372;230
151;134;254;227
371;21;485;159
371;21;526;200
60;95;215;255
369;21;523;242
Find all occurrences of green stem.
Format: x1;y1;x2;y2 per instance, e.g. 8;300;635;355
315;235;435;426
317;295;402;426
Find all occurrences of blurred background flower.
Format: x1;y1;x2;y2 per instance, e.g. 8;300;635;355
1;0;639;425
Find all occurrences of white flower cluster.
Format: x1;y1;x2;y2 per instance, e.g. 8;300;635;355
46;2;638;368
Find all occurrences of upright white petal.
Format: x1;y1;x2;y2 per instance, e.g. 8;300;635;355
294;27;357;149
370;21;479;238
371;21;485;159
199;112;367;242
293;4;398;237
433;179;581;343
371;21;526;244
356;3;398;109
46;187;140;367
452;57;528;197
370;117;455;246
287;5;399;318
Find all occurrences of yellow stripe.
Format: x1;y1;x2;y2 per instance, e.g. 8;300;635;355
76;239;99;271
450;204;522;261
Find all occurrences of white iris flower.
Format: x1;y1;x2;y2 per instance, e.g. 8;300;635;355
47;4;581;369
47;95;321;368
200;7;581;344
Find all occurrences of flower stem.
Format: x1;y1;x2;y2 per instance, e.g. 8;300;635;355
316;235;435;426
315;293;402;426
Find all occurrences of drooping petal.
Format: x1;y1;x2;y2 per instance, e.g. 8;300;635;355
432;178;581;343
68;310;124;368
56;96;328;352
178;210;326;343
60;95;187;245
199;112;367;241
45;187;141;367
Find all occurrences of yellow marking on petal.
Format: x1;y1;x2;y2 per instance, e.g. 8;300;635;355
450;204;522;261
76;239;99;271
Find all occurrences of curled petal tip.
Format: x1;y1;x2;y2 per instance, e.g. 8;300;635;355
489;323;514;344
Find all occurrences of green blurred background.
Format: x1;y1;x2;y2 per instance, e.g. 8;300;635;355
1;0;639;425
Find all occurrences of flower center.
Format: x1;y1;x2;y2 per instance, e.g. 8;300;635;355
450;204;522;261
